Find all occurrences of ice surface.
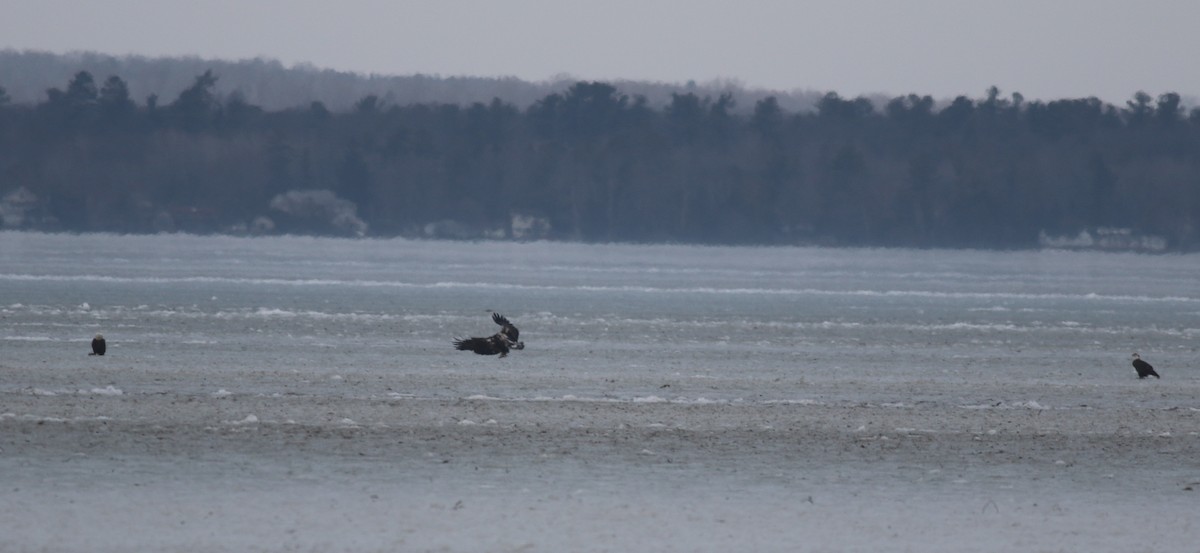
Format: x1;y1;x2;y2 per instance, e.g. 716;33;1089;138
2;232;1199;551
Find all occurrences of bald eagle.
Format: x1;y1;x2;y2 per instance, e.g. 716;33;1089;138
90;334;106;356
1131;353;1159;379
453;313;525;358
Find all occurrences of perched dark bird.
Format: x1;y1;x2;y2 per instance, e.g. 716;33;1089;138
90;334;106;356
1131;353;1159;379
453;313;525;358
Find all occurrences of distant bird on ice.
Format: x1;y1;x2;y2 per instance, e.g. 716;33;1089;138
1131;353;1159;379
90;334;106;356
453;313;524;358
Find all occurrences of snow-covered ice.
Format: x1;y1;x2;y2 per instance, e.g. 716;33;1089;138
2;232;1200;552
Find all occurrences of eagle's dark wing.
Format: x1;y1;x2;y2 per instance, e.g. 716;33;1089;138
492;312;519;342
453;335;510;356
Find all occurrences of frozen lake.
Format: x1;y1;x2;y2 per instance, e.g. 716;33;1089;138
2;232;1199;551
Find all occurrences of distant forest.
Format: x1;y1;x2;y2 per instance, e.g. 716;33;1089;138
2;57;1200;249
0;50;822;113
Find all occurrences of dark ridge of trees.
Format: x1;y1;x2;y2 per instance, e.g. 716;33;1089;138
0;49;826;113
3;69;1200;249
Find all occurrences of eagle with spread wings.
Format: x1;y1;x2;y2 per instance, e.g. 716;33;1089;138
453;313;525;358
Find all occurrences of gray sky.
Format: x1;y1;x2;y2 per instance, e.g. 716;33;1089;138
3;0;1197;104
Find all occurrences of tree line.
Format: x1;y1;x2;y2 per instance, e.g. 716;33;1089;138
2;70;1199;249
0;50;822;113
